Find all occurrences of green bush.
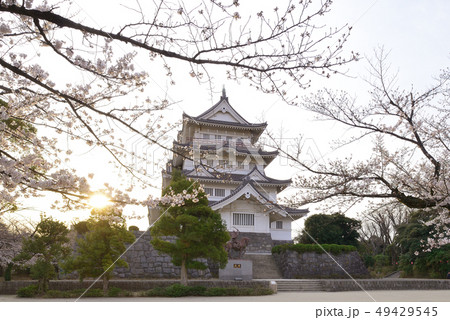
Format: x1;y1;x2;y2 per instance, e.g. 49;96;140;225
417;248;450;278
67;288;105;297
399;254;414;277
187;286;207;296
108;287;124;297
204;287;227;296
44;290;58;298
374;254;390;267
128;226;139;232
223;287;240;296
17;284;272;298
399;245;450;278
17;286;135;299
362;254;375;268
254;288;273;295
164;284;191;297
144;285;272;297
145;287;166;297
83;288;104;297
44;290;72;298
17;285;38;298
272;243;357;255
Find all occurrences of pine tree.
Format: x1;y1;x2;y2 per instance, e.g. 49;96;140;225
65;207;135;294
14;216;71;294
151;171;230;285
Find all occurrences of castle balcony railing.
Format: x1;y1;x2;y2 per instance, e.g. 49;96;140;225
183;138;261;149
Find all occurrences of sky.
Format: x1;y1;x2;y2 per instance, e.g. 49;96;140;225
7;0;450;234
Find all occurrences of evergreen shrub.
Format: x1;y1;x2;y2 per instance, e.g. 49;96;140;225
271;243;357;255
17;285;38;297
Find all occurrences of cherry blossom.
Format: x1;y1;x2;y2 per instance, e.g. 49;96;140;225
0;0;354;214
0;220;27;267
274;51;449;217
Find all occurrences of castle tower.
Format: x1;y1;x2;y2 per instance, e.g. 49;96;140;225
150;90;308;243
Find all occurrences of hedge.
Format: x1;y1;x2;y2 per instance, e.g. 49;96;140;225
271;243;357;255
16;284;273;298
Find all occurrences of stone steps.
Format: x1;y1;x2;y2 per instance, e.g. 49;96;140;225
276;280;325;292
243;254;282;279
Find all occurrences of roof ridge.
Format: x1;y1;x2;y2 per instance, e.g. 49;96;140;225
185;93;266;126
194;97;224;119
183;114;267;127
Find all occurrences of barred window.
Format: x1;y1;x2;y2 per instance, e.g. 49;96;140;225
233;213;255;226
218;160;229;168
275;221;283;229
206;159;214;167
204;188;214;196
214;188;225;197
203;133;210;139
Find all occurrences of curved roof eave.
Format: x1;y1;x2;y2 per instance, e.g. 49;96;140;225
182;165;292;185
183;114;267;130
210;181;287;217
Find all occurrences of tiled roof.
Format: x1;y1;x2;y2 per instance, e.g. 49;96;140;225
174;141;278;157
183;113;267;129
194;95;250;124
183;166;291;186
210;180;308;217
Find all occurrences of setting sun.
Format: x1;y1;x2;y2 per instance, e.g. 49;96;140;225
88;194;111;208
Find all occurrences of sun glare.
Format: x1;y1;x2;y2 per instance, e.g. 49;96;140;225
89;194;110;208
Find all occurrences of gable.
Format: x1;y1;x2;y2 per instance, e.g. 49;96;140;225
209;111;240;122
185;165;215;178
247;167;269;182
211;182;286;217
197;99;249;125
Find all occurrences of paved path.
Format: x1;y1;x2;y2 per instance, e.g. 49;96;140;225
1;290;450;302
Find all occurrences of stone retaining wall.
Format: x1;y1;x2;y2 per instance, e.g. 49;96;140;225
321;279;450;291
64;231;211;279
272;240;293;247
273;250;369;278
239;232;273;253
115;232;211;279
0;280;271;295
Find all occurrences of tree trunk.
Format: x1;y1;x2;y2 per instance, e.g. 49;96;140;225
43;278;49;293
180;258;188;286
102;274;109;295
4;263;12;281
37;279;44;294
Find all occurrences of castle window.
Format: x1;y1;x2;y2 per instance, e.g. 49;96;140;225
206;159;214;167
226;136;232;141
219;160;229;168
233;213;254;226
203;133;210;140
204;188;214;196
237;161;244;169
275;221;283;229
215;134;222;140
214;188;225;197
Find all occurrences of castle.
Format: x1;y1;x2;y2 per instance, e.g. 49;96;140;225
149;89;308;249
